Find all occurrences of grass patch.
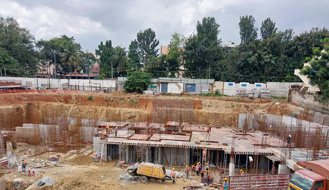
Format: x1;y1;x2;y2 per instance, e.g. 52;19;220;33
271;96;287;100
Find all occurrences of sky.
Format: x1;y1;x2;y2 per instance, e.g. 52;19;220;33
0;0;328;52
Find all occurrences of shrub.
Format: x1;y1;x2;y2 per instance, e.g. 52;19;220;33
124;71;152;94
88;95;94;101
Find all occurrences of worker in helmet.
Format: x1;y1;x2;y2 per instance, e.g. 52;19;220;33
208;122;212;132
206;163;209;172
203;148;207;164
240;169;244;176
94;150;98;162
196;163;200;175
192;165;196;176
221;177;229;190
171;168;176;184
103;130;108;138
185;165;190;179
207;170;211;184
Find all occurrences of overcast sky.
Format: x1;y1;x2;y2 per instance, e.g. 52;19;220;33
1;0;328;51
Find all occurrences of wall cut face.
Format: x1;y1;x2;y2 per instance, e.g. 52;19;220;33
0;93;322;131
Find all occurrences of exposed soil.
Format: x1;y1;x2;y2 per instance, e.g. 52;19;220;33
0;92;308;131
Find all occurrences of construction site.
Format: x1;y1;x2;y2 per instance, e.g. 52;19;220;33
1;82;329;189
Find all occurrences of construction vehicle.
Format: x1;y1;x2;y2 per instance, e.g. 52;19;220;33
289;159;329;190
126;162;171;183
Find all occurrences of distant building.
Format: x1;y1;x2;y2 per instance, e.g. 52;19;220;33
65;63;100;79
160;46;185;77
34;61;54;78
161;46;170;56
221;41;237;49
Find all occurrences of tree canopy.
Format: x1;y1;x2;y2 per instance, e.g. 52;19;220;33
0;15;37;76
135;28;159;66
184;17;222;79
261;18;277;40
123;71;151;93
36;35;84;76
300;38;329;101
239;15;258;44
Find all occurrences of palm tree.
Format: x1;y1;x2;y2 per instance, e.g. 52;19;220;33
113;46;128;76
60;42;82;75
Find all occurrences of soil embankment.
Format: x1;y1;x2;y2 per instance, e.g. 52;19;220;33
0;92;306;130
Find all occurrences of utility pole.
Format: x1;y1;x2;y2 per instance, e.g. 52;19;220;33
4;67;6;76
0;67;2;76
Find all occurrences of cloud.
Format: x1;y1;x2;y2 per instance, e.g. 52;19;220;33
0;0;328;51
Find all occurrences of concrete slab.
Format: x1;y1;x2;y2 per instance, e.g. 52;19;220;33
129;134;151;141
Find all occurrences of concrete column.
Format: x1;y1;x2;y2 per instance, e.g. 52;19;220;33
146;147;149;162
246;153;249;174
118;145;122;162
158;147;162;164
170;148;173;166
278;164;289;174
126;145;129;162
229;162;235;176
217;151;219;167
185;149;190;165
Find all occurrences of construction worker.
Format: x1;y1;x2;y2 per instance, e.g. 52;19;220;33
240;169;244;176
200;170;204;178
171;168;176;184
22;159;27;172
120;160;124;169
185;165;190;179
130;161;134;165
206;128;210;145
221;178;229;190
205;163;209;172
207;170;211;184
192;165;196;176
115;126;118;137
195;164;199;175
103;130;108;138
208;122;212;132
94;150;98;162
203;148;207;163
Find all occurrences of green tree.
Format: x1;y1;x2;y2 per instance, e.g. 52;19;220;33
239;15;258;44
113;46;128;76
260;18;277;40
183;17;222;79
135;28;159;66
166;33;185;77
286;27;329;69
0;48;20;76
0;15;37;76
60;41;83;73
95;40;114;78
300;38;329;101
124;71;152;93
145;55;168;78
36;35;82;76
128;40;142;70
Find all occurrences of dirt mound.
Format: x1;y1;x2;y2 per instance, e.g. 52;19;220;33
51;169;122;190
67;155;94;165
